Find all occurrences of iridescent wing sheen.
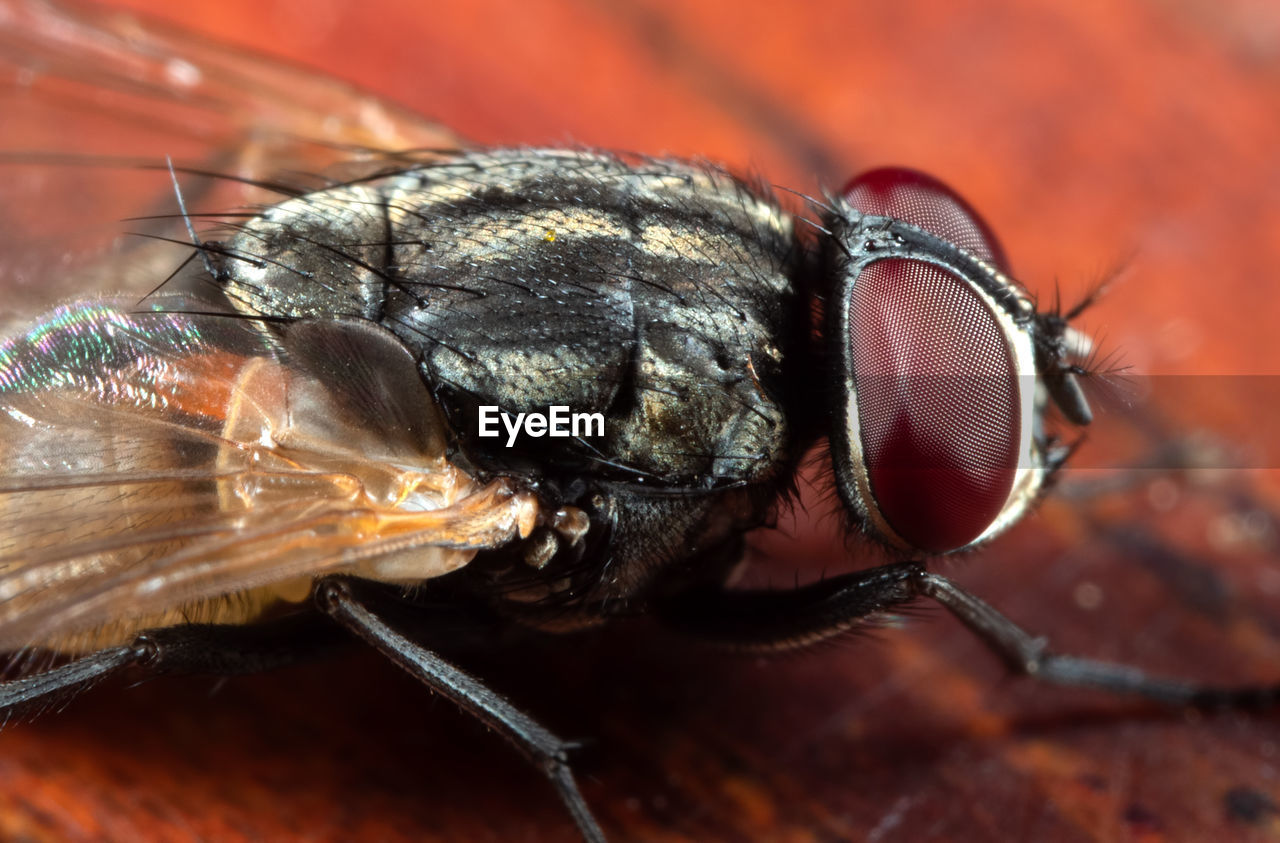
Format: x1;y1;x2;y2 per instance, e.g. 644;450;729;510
0;0;465;315
0;300;537;654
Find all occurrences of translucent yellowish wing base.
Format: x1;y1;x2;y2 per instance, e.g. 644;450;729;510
0;301;538;653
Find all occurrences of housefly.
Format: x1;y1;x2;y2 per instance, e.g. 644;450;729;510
1;2;1277;841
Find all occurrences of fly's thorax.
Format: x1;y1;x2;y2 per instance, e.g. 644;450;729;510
393;151;805;606
221;149;802;488
210;149;808;609
383;150;800;486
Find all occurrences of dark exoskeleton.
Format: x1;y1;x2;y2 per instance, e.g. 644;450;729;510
2;150;1276;843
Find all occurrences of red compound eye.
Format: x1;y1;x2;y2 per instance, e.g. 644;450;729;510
842;167;1009;271
840;168;1020;553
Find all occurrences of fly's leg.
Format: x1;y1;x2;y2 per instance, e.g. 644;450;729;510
0;613;342;717
658;560;1279;707
917;572;1279;707
0;644;143;716
314;578;607;843
658;560;924;650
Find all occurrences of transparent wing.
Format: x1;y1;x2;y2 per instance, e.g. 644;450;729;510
0;0;466;315
0;1;504;653
0;301;537;653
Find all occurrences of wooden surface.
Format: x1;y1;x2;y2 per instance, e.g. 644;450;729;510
1;0;1279;840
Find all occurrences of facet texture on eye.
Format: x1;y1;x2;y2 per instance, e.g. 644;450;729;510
848;258;1020;553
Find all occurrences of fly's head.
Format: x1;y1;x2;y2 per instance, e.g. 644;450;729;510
819;168;1096;556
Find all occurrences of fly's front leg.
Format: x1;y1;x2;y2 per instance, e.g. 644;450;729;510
917;572;1280;708
314;577;607;843
658;561;1280;708
657;560;925;650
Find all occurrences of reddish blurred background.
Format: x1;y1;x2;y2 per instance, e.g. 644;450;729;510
1;0;1278;840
